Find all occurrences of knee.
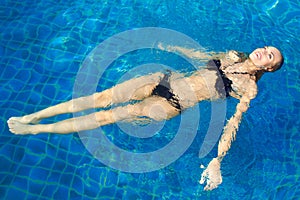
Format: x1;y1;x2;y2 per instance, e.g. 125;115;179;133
94;90;112;107
95;110;114;125
109;105;141;122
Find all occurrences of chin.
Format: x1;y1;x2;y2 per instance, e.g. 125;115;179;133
249;53;256;62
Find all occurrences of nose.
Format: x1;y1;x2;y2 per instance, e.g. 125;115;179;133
263;47;268;55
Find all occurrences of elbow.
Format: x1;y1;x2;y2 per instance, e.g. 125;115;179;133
237;96;252;113
237;102;248;113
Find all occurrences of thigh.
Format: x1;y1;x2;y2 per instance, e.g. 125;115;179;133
97;96;180;123
111;72;164;103
136;96;180;121
94;72;164;107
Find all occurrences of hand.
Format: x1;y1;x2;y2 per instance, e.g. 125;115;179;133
157;42;165;51
199;158;223;191
227;50;241;62
157;42;174;52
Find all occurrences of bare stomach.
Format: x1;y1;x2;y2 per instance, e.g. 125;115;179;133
170;69;222;109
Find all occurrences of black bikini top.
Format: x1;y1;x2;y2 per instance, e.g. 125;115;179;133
207;59;233;97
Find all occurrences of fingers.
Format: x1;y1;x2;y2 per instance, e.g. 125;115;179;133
157;42;164;50
199;168;208;184
199;158;223;191
157;42;174;52
228;50;240;62
204;182;217;191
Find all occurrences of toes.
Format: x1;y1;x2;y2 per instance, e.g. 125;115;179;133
7;121;16;133
8;124;16;133
7;118;12;124
8;117;25;125
9;128;16;134
8;118;17;124
7;117;35;135
7;119;22;134
7;120;14;128
7;119;17;126
8;117;18;122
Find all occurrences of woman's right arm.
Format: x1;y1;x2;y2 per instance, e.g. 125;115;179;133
157;43;224;60
158;44;247;68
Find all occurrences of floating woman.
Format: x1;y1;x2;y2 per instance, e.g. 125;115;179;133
7;44;283;190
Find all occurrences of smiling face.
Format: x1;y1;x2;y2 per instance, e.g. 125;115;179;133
249;46;283;71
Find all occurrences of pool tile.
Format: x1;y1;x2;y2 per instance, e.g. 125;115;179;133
1;0;299;199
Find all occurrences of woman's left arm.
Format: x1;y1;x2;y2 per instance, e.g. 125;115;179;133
217;96;250;159
200;84;257;190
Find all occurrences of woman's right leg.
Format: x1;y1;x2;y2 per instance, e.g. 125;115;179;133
8;93;102;124
8;72;163;124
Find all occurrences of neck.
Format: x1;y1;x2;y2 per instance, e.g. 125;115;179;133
244;59;260;74
221;59;265;82
244;59;266;81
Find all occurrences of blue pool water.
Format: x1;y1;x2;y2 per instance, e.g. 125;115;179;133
1;0;300;199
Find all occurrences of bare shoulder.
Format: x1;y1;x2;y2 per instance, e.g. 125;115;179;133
229;75;258;100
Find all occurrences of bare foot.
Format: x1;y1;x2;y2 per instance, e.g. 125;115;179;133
7;119;35;134
9;114;41;124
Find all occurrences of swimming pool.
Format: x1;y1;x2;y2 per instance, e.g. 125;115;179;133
1;0;299;199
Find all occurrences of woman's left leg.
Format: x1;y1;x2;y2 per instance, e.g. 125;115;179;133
8;96;180;135
8;72;163;125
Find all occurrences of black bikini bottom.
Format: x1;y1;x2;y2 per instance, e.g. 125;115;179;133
151;71;181;112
